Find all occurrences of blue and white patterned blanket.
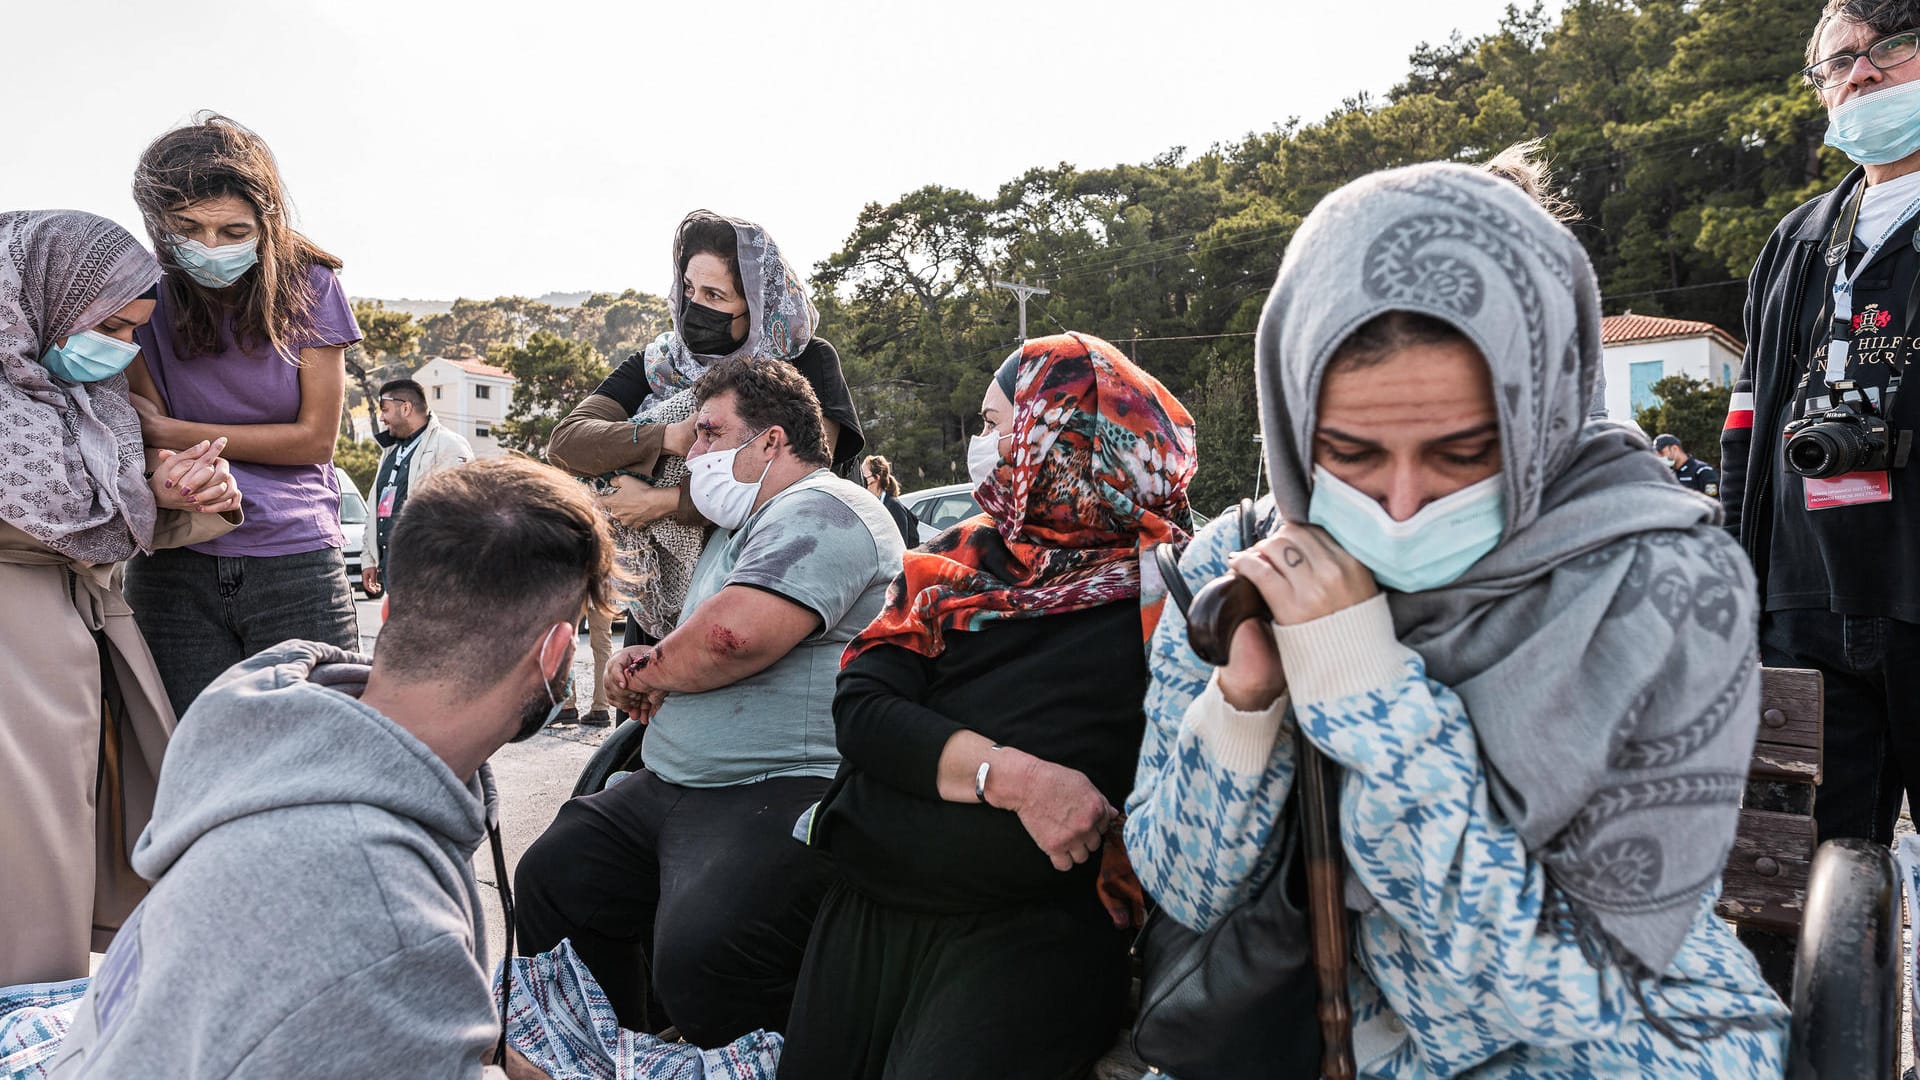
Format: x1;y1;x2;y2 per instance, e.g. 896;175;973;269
0;979;86;1080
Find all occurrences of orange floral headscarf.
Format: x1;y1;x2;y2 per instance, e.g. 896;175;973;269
845;332;1196;665
844;332;1195;930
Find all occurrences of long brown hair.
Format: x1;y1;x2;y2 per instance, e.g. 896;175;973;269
132;112;342;364
863;455;901;497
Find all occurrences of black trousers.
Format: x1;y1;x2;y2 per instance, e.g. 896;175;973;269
1760;608;1920;844
513;769;833;1046
778;881;1131;1080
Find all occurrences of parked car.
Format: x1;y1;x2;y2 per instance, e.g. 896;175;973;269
902;480;1212;535
336;466;373;596
900;482;979;533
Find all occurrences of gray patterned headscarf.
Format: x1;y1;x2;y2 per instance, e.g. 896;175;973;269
0;211;162;563
637;212;819;409
1257;164;1759;977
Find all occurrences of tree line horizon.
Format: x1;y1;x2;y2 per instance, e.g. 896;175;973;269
338;0;1805;513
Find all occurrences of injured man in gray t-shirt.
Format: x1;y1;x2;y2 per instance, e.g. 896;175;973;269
643;468;904;786
510;422;907;1044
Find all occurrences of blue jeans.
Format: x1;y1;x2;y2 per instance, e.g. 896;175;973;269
125;546;359;719
1760;608;1920;845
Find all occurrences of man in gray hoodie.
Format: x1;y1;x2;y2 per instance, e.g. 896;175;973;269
49;456;614;1080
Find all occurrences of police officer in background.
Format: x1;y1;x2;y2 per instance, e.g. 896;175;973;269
1724;0;1920;847
1654;434;1720;497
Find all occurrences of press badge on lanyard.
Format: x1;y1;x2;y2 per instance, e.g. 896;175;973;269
378;441;416;519
1806;182;1920;509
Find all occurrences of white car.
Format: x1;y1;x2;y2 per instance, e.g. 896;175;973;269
900;481;980;532
336;466;372;596
903;479;1213;535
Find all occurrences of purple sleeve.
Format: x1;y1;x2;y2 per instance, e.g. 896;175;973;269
295;265;362;350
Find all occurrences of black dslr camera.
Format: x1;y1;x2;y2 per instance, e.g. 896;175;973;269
1782;380;1910;479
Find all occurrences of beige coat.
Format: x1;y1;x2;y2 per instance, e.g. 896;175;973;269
0;508;238;985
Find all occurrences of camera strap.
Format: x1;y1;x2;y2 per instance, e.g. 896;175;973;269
1824;178;1920;386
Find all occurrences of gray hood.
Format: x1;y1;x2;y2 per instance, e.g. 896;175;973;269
52;638;507;1079
134;639;495;881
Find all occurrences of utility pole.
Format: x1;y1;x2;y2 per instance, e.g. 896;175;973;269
990;279;1051;342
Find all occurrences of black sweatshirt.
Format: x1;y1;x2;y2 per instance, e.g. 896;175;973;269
592;338;866;476
1725;167;1920;622
812;599;1148;916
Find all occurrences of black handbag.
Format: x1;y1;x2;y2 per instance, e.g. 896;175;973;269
1130;501;1329;1079
1130;775;1322;1079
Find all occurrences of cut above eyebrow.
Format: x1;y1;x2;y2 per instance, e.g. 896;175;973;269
1317;421;1500;447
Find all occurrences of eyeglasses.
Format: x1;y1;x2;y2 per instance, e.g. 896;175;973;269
1803;29;1920;90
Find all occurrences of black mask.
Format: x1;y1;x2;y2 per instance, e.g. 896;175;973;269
682;300;747;356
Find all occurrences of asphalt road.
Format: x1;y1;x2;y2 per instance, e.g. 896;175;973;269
354;596;609;964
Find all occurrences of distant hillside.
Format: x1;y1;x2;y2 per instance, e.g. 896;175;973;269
353;291;601;317
354;297;454;317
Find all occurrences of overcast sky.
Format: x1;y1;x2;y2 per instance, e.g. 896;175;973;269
10;0;1522;300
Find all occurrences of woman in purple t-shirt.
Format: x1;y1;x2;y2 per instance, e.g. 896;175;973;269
122;114;365;717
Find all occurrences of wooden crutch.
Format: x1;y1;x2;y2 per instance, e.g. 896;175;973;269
1189;572;1357;1080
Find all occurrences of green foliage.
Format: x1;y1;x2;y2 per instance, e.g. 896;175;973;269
577;289;672;363
492;331;610;456
417;297;575;358
334;433;382;496
1186;350;1261;516
1634;375;1732;470
354;299;424;360
821;0;1823;488
345;300;424;425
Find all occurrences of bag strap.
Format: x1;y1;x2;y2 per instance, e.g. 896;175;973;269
1157;499;1267;622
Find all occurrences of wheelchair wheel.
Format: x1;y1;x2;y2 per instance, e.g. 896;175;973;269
571;718;647;798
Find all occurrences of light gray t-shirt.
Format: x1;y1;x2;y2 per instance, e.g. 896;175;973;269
642;469;906;787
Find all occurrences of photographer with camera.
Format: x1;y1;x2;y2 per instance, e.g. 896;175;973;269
1725;0;1920;845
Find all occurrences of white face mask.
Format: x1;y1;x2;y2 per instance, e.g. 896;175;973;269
688;428;773;530
967;430;1006;488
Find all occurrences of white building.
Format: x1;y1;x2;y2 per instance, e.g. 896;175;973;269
1600;313;1744;422
412;356;516;457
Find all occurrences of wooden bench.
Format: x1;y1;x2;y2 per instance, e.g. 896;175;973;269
1718;667;1824;998
1717;666;1825;935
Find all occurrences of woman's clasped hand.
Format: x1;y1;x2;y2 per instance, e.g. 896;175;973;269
150;437;242;514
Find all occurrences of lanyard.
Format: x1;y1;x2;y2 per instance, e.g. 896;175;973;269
385;436;420;487
1824;180;1920;385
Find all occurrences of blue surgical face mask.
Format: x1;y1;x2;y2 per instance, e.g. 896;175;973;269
168;236;260;289
1306;465;1506;593
1825;79;1920;166
41;329;141;384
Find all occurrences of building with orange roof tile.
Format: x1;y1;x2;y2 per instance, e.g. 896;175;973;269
411;355;517;456
1599;312;1744;422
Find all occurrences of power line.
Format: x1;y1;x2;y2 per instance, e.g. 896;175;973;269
1107;331;1257;344
1601;278;1745;302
